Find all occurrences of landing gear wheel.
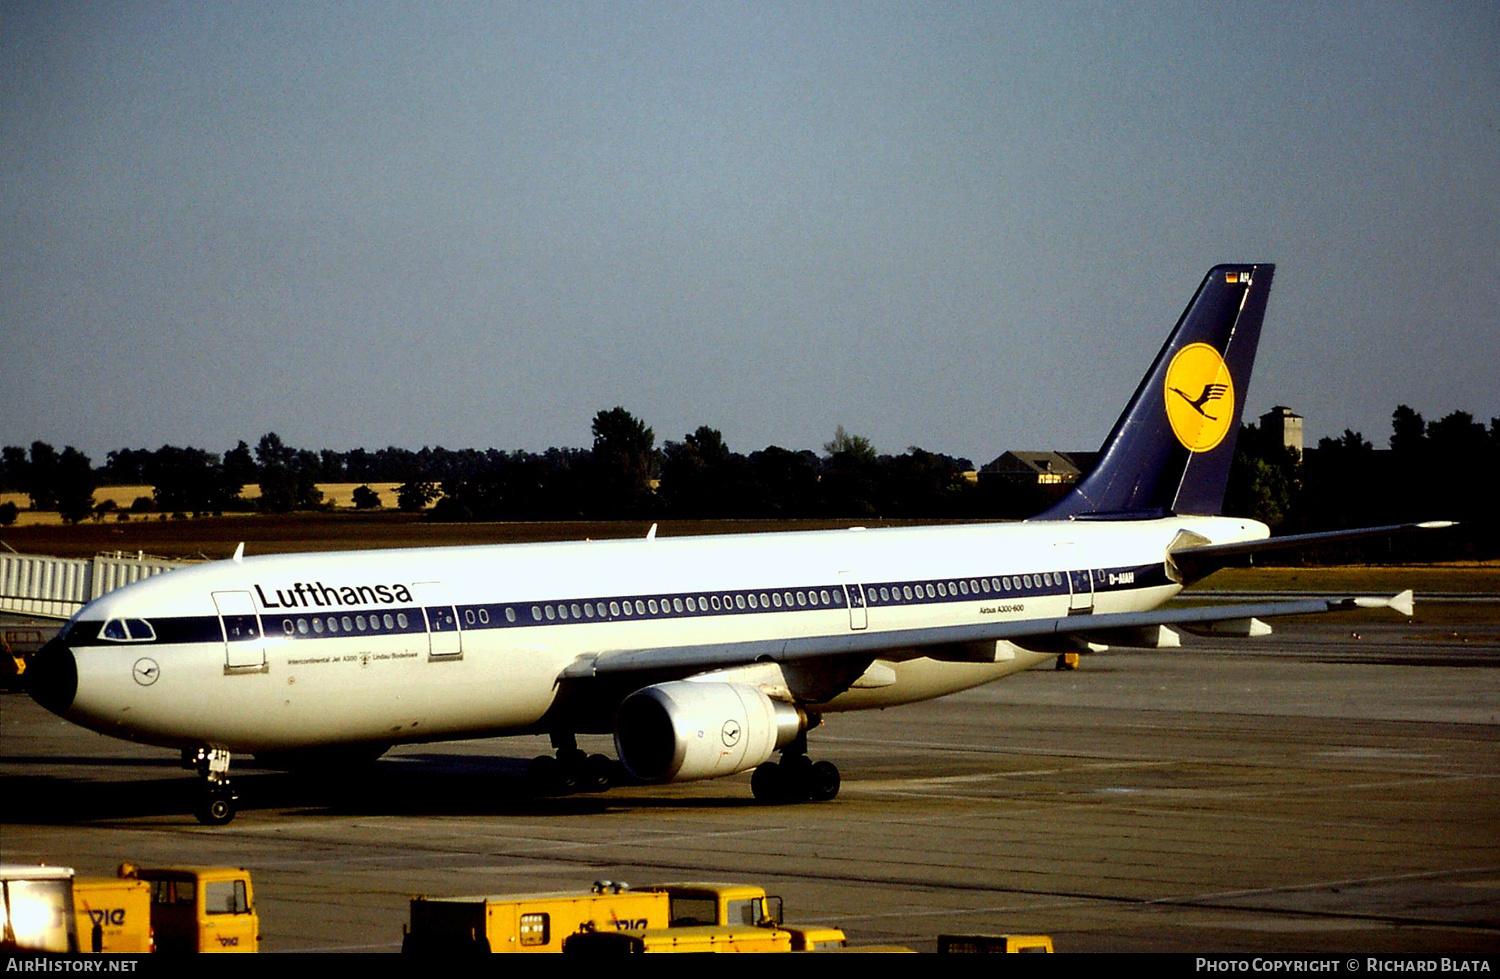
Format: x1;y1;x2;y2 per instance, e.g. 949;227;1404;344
582;753;614;793
555;754;583;794
527;754;560;795
781;754;812;779
195;788;236;826
751;762;787;803
754;756;839;804
779;754;814;802
807;760;840;802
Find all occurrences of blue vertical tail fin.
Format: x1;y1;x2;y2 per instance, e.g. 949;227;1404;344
1038;263;1275;520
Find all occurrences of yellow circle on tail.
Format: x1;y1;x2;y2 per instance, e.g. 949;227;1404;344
1163;343;1234;452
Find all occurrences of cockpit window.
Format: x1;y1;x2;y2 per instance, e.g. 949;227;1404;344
125;619;156;641
100;618;156;642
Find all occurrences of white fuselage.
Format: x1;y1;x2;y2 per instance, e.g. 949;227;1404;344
55;515;1266;753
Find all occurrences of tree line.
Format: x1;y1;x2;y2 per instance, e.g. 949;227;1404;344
1226;406;1497;559
3;405;1495;559
0;410;1010;524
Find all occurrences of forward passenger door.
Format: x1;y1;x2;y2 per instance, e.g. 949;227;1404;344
413;581;462;659
212;591;265;672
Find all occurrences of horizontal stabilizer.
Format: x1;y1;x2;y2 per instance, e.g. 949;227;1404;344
1169;521;1456;584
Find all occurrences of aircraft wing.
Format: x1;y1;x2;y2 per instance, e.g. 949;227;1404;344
560;590;1414;679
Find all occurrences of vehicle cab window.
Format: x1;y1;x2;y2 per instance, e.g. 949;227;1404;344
204;880;248;915
726;897;764;926
667;896;716;926
150;879;194;905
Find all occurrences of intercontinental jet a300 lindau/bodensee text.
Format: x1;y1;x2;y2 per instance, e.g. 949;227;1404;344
26;264;1449;824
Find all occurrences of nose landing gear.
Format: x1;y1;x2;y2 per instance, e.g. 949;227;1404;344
186;747;237;825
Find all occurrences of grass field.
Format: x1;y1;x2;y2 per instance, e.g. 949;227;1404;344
1199;564;1499;594
0;483;411;527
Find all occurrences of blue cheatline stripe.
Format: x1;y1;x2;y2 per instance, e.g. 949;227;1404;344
67;562;1171;649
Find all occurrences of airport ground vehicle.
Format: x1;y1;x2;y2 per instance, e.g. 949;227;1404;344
640;881;782;928
118;863;258;953
938;933;1054;952
403;879;840;953
638;881;845;947
404;881;669;953
2;628;45;690
563;923;795;953
779;924;847;950
73;875;153;953
0;865;78;953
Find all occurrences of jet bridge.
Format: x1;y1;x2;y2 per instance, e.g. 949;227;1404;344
0;550;189;619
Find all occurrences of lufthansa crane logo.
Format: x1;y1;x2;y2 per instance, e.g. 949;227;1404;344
721;720;742;748
1164;342;1234;452
132;657;160;686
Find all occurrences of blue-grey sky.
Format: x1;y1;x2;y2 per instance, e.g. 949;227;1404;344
5;2;1497;466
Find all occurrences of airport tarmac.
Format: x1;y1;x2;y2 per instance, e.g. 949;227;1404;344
3;614;1498;953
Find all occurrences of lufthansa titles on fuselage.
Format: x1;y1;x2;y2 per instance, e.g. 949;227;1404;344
253;581;414;610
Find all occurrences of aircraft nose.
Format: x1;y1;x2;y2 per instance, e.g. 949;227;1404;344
26;634;77;717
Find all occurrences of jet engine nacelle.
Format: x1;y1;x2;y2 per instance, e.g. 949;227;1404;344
614;681;803;782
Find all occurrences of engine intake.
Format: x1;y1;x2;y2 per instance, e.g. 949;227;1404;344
615;681;803;782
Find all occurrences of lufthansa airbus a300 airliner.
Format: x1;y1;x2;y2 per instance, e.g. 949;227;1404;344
27;264;1444;824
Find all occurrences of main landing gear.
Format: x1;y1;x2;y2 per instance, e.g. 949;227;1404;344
185;747;238;826
750;733;840;804
527;733;614;796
